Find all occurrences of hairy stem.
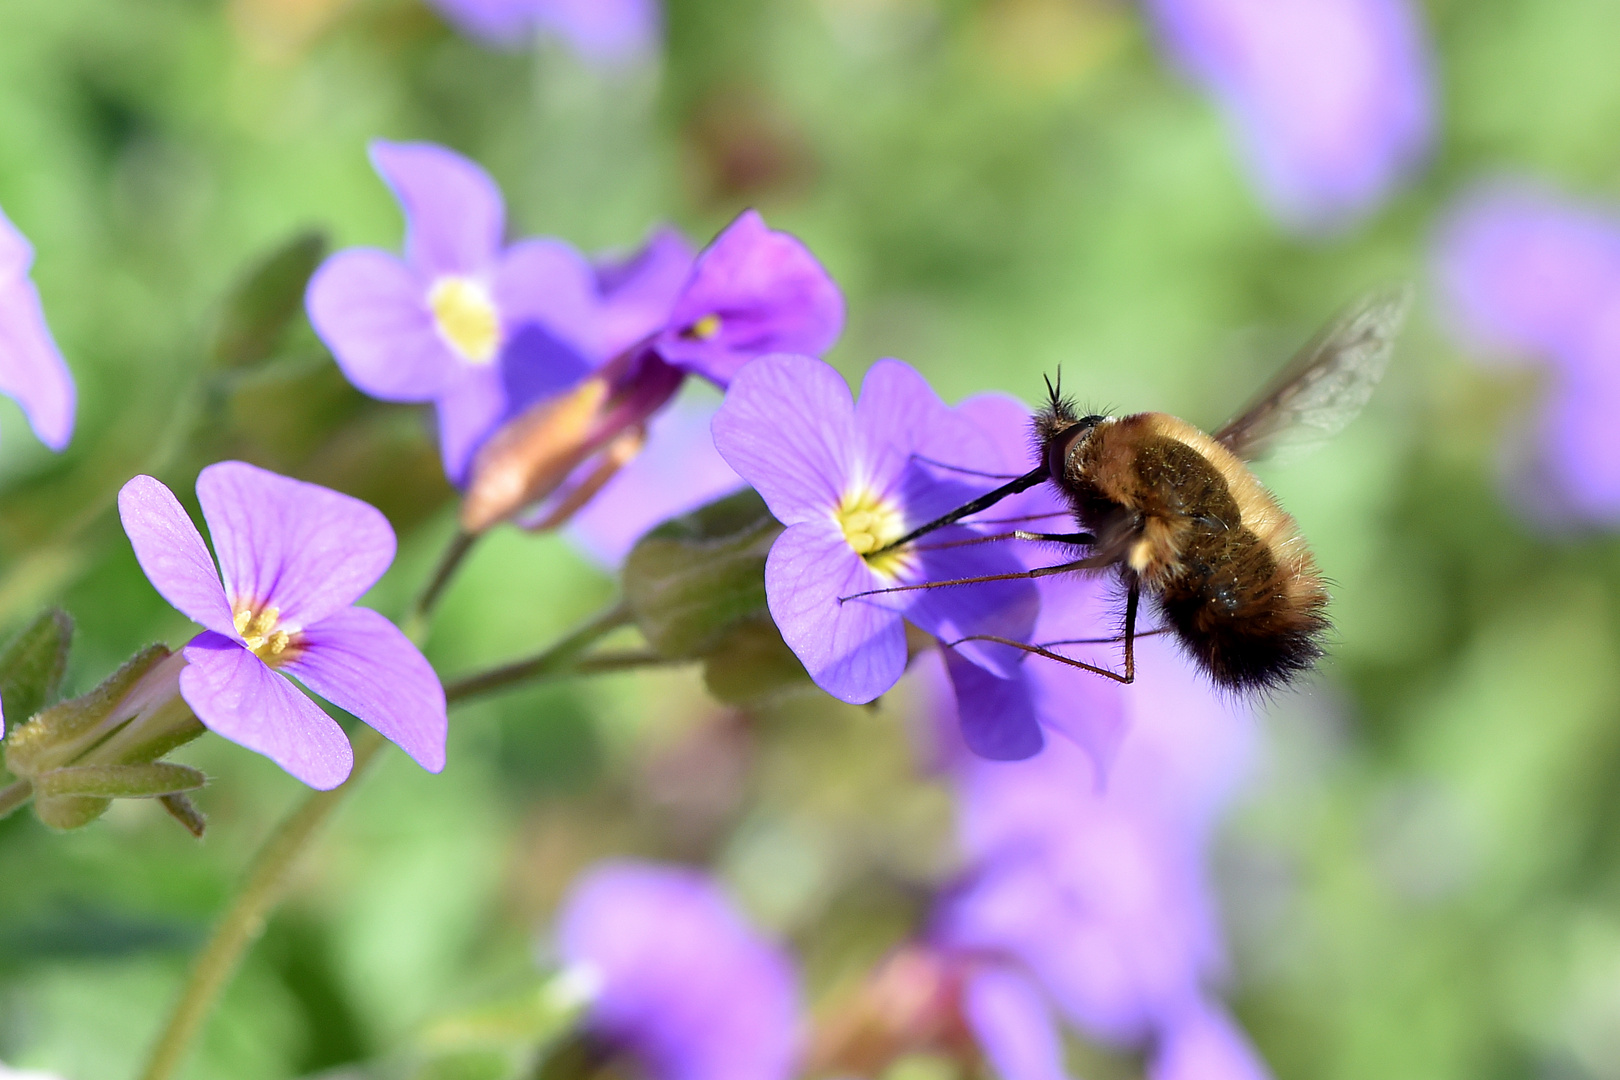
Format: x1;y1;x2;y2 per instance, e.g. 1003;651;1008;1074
137;727;387;1080
135;602;647;1080
0;779;33;820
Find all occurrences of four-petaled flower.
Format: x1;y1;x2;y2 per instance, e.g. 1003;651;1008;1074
553;860;801;1080
0;204;75;453
712;353;1036;704
307;140;599;486
119;462;448;790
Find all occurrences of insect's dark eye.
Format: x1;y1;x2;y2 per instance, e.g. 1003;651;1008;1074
1078;414;1105;428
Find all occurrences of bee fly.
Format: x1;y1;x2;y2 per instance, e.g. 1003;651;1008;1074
849;287;1411;691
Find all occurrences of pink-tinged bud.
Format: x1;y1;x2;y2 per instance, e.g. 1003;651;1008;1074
807;945;975;1077
459;349;685;533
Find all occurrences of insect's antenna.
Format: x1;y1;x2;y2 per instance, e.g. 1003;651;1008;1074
873;464;1049;554
1043;367;1064;412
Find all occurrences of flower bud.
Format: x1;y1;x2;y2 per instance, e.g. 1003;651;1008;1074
459;348;685;534
807;946;974;1078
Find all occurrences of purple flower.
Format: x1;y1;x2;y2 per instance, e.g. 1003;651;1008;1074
0;205;75;452
926;646;1265;1077
307;140;599;486
652;211;844;387
596;225;697;362
711;354;1037;704
1145;0;1434;230
565;394;742;565
118;461;447;790
427;0;661;65
553;860;800;1080
1434;183;1620;523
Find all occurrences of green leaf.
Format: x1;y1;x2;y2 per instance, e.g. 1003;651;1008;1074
0;609;72;730
207;229;328;368
4;645;171;776
32;794;110;831
35;762;206;799
701;616;814;706
623;489;783;660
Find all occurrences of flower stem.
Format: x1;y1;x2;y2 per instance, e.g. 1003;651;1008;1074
0;779;33;820
403;529;479;639
134;601;651;1080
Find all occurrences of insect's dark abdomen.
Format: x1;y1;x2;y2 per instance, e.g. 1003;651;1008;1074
1154;524;1328;691
1124;434;1328;691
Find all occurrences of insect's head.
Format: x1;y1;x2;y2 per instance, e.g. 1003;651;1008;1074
1034;371;1106;479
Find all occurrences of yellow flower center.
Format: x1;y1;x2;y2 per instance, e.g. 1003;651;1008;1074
686;313;722;340
234;605;294;664
837;488;912;578
428;276;502;364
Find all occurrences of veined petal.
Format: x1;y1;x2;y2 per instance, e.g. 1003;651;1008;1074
711;353;855;525
904;526;1038;679
117;475;236;637
962;967;1075;1080
945;651;1043;761
657;210;844;385
306;248;459;402
765;521;907;704
369;141;505;277
281;607;447;774
596;226;696;360
495;237;602;357
434;363;508;487
181;632;354;790
197;461;396;629
0;274;75;451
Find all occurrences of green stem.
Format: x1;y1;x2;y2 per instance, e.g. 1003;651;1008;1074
403;530;479;641
135;602;644;1080
137;728;387;1080
0;779;33;820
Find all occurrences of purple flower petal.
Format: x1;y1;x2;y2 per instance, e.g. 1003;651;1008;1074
657;211;844;385
494;237;603;356
433;363;508;487
280;607;448;774
903;527;1039;679
536;0;661;66
567;396;742;566
117;475;236;637
196;461;396;629
766;521;907;704
369;141;505;278
306;248;459;402
425;0;535;46
0;207;74;452
556;861;801;1080
596;226;696;360
1149;1003;1272;1080
180;632;354;790
944;650;1044;761
1146;0;1433;230
962;967;1075;1080
711;352;856;525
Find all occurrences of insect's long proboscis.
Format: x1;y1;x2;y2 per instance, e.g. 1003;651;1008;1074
875;464;1050;554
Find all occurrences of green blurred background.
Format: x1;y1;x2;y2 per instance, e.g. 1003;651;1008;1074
3;0;1620;1076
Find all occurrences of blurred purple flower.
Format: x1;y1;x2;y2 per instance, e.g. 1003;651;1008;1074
427;0;661;66
0;205;75;452
565;394;742;565
596;225;697;361
652;210;844;387
553;860;800;1080
1434;184;1620;523
926;644;1264;1077
307;140;599;486
118;462;447;790
712;354;1036;704
1144;0;1434;230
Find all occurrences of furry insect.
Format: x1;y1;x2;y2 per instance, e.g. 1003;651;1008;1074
849;287;1412;691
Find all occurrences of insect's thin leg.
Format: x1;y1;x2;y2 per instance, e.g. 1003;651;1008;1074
1120;579;1140;684
909;453;1024;481
942;634;1133;684
839;557;1102;604
1039;627;1172;647
876;465;1050;553
968;511;1072;526
908;529;1096;553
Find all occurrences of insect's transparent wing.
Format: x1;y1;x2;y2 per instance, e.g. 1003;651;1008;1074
1214;286;1412;463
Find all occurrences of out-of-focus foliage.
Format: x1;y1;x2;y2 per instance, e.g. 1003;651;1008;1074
1;0;1620;1078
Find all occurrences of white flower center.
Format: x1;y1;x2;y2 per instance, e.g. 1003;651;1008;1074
428;275;502;364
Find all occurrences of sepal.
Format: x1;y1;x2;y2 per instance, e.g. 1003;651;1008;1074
0;608;72;737
208;230;328;369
